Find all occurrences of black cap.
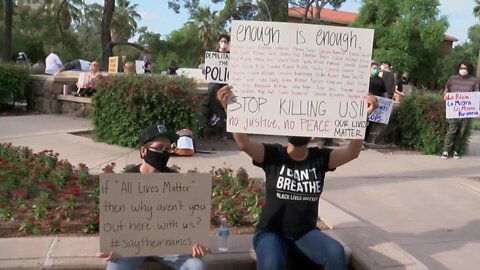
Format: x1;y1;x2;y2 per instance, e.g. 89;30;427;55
139;124;178;146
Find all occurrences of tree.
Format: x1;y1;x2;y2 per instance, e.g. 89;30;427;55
472;0;480;78
110;0;141;42
2;0;13;62
354;0;448;87
288;0;346;23
187;6;220;51
101;0;115;69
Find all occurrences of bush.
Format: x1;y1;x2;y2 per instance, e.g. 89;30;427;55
0;63;29;105
394;91;472;155
92;75;201;148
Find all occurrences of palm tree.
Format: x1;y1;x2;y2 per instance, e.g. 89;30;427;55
110;0;141;42
2;0;13;62
473;0;480;78
187;7;219;51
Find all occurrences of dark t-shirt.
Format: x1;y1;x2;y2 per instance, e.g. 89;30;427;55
381;71;395;98
369;76;387;97
124;164;177;173
253;144;334;239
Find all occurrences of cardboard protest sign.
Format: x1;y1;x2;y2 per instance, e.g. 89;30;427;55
368;96;394;124
135;60;145;74
77;72;86;88
108;56;119;74
445;92;480;119
204;51;229;83
99;173;211;257
227;21;374;139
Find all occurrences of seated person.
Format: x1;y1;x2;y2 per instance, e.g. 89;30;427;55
75;61;102;97
167;60;178;75
96;123;208;270
123;61;136;76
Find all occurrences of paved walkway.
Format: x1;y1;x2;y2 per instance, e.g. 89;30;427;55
1;114;480;270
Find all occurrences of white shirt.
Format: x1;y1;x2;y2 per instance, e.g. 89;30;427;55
45;53;63;75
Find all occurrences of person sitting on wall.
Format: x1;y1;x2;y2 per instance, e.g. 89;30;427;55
123;61;136;76
75;61;103;97
56;59;91;74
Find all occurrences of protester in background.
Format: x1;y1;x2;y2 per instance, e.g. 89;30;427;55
365;62;387;143
75;61;103;97
379;61;396;99
123;61;136;76
217;85;377;270
167;60;178;75
96;124;209;270
206;34;230;127
45;52;63;75
393;73;409;102
57;59;91;74
441;61;479;159
140;46;152;73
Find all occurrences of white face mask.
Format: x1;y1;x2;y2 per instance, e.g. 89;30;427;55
459;69;468;76
219;42;229;50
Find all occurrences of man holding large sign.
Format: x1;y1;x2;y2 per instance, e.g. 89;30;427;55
97;124;208;270
441;61;479;159
219;20;377;270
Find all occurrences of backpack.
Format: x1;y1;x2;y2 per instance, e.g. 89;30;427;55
172;129;195;156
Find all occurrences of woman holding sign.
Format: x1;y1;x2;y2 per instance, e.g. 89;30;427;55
441;61;479;159
218;86;377;270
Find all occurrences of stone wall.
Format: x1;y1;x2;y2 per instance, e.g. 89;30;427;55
26;73;80;114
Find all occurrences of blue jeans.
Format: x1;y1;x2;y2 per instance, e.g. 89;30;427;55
253;229;346;270
106;255;206;270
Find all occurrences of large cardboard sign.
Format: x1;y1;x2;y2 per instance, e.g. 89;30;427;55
227;20;374;139
108;57;119;74
204;51;229;83
445;92;480;119
368;96;394;124
99;173;212;257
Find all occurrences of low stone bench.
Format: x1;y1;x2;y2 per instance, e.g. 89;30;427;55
56;94;92;117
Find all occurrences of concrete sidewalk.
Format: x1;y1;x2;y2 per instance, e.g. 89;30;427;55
1;114;480;269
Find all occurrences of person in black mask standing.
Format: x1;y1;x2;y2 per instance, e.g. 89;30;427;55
217;86;377;270
96;124;209;270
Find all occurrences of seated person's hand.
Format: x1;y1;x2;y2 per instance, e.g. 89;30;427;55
217;85;232;110
365;94;378;115
192;243;210;258
96;251;117;262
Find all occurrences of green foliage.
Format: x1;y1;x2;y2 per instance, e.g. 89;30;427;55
354;0;448;86
155;24;204;70
0;63;29;104
393;91;472;155
91;75;201;148
472;119;480;131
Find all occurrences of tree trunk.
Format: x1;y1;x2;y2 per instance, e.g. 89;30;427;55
302;1;313;23
477;47;480;80
101;0;115;70
2;0;13;62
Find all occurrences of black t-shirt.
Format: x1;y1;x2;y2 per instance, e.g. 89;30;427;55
253;144;334;239
381;71;395;97
124;164;177;173
369;76;387;97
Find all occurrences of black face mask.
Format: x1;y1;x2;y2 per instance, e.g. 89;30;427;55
144;149;170;171
288;136;311;147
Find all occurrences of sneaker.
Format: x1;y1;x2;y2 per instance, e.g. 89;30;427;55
441;151;450;159
452;151;460;159
208;114;221;126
